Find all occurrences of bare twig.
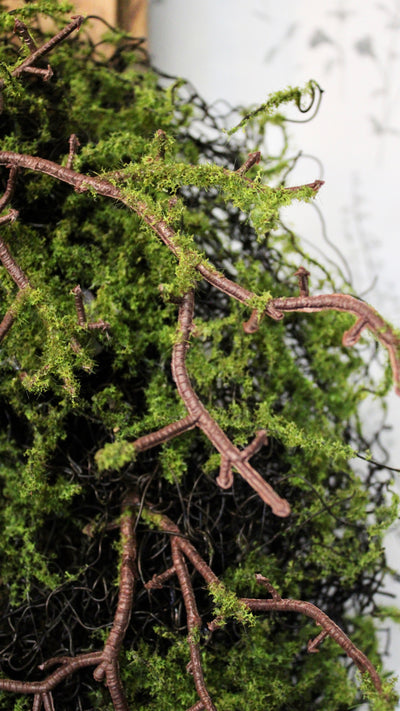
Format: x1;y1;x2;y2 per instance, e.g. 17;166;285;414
236;150;261;176
172;291;290;516
0;165;18;211
0;209;30;289
66;134;80;170
268;290;400;395
0;16;83;92
294;266;310;297
13;19;38;54
71;284;110;331
240;574;383;694
133;414;198;452
171;539;216;711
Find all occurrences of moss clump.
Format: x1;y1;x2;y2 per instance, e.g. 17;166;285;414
0;3;397;710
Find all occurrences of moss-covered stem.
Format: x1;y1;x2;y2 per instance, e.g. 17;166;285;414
0;150;398;398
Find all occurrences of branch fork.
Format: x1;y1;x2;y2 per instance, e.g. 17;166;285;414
141;506;384;708
0;495;137;711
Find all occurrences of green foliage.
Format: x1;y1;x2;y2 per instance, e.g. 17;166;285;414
0;2;397;710
208;581;256;627
95;439;136;472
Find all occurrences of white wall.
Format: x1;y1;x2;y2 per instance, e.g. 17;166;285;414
149;0;400;702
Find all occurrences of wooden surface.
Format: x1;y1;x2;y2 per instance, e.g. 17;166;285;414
3;1;148;41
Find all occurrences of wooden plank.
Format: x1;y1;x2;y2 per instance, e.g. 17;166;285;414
117;0;147;39
2;1;148;43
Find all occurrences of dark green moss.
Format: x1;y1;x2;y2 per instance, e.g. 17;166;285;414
0;3;397;710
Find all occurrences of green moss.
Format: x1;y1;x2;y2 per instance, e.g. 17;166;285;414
0;3;397;710
208;581;256;627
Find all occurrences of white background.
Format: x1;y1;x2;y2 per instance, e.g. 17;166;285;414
149;0;400;701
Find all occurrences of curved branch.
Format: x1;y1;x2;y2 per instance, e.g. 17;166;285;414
268;292;400;395
171;291;290;517
0;16;83;95
240;574;382;694
0;151;397;395
140;506;385;702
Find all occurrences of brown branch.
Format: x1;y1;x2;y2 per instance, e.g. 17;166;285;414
92;496;137;711
0;165;18;211
0;209;30;290
0;300;18;341
141;505;219;588
145;565;176;589
0;652;102;694
0;496;137;710
308;628;329;652
240;574;383;694
235;151;261;176
140;503;217;710
66;134;80;170
32;692;55;711
268;291;400;395
171;291;290;517
71;284;110;331
216;456;233;489
133;414;198;452
294;266;310;297
0;152;398;395
0;16;83;92
141;507;385;704
284;179;324;193
20;65;53;81
216;430;268;489
71;284;86;326
13;19;38;54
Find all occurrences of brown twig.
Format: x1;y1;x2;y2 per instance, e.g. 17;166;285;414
0;171;29;339
0;165;18;211
13;19;38;54
235;150;261;176
0;496;137;710
171;539;216;711
133;414;198;452
294;266;310;297
140;507;385;703
0;209;30;289
268;290;400;395
172;291;290;516
71;284;110;331
0;297;19;341
139;504;217;710
0;16;83;93
66;134;80;170
239;574;383;694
